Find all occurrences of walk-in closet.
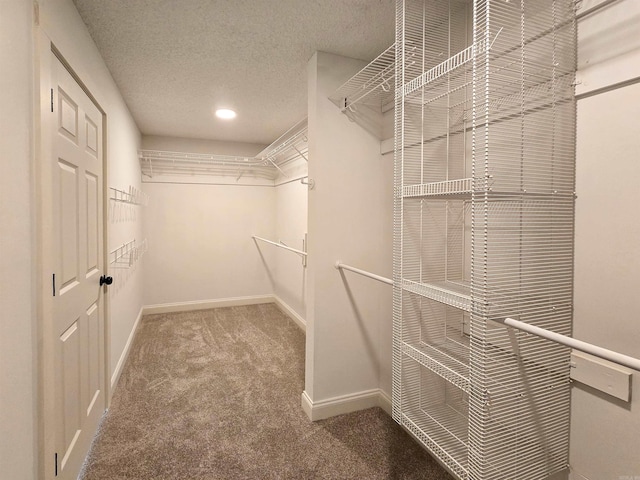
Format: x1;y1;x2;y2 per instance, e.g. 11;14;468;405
2;0;640;479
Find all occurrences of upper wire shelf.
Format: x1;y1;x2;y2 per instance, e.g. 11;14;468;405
329;44;396;113
402;279;471;312
139;118;308;180
257;118;308;178
139;150;276;180
402;30;501;99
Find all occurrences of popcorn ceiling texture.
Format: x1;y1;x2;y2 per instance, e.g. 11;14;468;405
79;304;452;479
72;0;395;144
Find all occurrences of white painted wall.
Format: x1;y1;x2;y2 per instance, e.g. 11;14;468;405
0;2;36;478
305;52;393;412
570;2;640;479
142;179;276;307
39;0;144;387
273;170;308;322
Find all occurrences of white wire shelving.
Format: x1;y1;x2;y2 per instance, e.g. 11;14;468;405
139;118;308;181
392;1;579;479
109;186;149;205
110;239;147;269
329;44;396;114
139;150;275;180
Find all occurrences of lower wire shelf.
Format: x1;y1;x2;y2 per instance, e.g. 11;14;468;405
401;355;470;479
402;340;469;393
401;404;469;479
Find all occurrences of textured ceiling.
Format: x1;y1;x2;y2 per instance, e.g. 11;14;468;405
72;0;395;145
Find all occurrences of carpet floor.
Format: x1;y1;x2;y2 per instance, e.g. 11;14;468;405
79;303;453;480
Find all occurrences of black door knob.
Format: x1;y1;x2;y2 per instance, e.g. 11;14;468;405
100;275;113;286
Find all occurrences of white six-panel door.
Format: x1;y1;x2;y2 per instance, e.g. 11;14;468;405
51;54;105;479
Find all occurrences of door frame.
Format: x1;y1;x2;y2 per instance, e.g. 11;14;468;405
36;32;111;480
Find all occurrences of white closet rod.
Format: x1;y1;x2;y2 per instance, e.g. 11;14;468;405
497;317;640;372
335;262;393;285
334;262;640;371
252;235;307;257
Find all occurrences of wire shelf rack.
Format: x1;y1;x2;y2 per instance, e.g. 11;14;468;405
109;186;149;205
329;44;396;113
393;1;577;479
402;279;471;312
402;178;476;199
257;118;308;177
139;119;308;180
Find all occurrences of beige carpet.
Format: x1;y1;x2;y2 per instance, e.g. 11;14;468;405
79;303;453;480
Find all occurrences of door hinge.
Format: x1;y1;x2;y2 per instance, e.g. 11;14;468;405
52;273;56;297
54;452;58;476
51;89;54;113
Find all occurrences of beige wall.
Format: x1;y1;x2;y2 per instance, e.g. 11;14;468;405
305;51;393;415
0;1;37;478
570;1;640;479
142;181;276;307
273;177;308;323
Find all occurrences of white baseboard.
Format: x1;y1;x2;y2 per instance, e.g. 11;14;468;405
110;306;143;391
301;388;390;421
273;295;306;332
377;389;392;415
142;294;275;315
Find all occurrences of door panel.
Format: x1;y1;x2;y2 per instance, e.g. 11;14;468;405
58;159;79;292
52;54;105;480
86;173;99;274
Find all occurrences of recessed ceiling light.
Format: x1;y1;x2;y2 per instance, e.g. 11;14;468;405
215;108;236;120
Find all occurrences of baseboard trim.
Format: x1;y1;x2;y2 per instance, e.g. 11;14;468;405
142;295;275;315
301;388;390;421
110;306;143;390
273;295;306;332
377;389;392;416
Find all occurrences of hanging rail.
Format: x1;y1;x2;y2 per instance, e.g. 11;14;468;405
252;235;307;267
253;235;307;256
497;317;640;372
335;262;393;286
334;262;640;371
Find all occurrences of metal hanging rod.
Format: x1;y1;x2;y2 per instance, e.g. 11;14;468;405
334;262;639;371
335;262;393;286
252;235;307;257
497;317;640;372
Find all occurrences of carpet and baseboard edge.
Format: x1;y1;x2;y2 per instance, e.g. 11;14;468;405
302;388;393;421
273;295;306;332
142;295;275;315
110;306;144;392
